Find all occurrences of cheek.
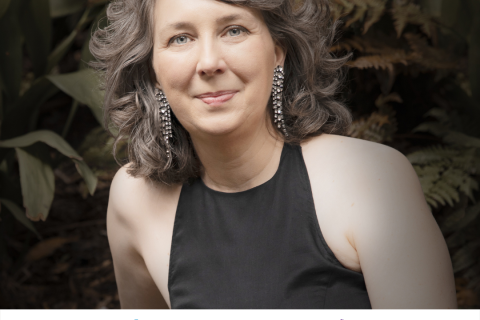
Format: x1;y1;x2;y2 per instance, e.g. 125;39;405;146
153;52;193;92
226;38;275;111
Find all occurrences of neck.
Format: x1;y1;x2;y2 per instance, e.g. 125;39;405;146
191;119;284;193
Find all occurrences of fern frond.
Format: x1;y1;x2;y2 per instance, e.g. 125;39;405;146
391;0;435;38
459;177;479;203
404;33;458;69
407;145;459;165
330;2;345;21
345;0;368;28
363;0;387;34
331;36;409;66
334;0;355;16
348;112;393;143
375;92;403;107
346;55;394;72
434;179;460;207
408;145;480;210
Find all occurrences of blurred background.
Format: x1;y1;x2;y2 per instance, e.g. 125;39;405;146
0;0;479;309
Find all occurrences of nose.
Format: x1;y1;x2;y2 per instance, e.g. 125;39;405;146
196;38;227;77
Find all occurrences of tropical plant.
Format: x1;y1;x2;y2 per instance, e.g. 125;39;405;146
0;0;108;239
0;0;479;308
332;0;480;304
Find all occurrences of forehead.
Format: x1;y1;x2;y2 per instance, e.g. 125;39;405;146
153;0;264;30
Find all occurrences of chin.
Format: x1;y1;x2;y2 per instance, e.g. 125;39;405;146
194;115;249;137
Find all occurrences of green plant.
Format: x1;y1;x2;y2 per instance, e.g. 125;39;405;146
331;0;480;303
0;0;108;237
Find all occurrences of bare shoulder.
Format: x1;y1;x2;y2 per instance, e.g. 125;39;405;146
303;134;457;308
301;133;418;204
300;133;411;271
301;133;430;240
109;164;181;221
301;132;405;166
107;164;181;308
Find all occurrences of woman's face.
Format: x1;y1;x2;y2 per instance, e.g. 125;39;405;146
152;0;285;139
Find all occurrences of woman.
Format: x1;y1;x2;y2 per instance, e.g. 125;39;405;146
90;0;457;309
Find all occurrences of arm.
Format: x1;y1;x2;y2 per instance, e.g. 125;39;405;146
107;166;169;309
350;146;457;308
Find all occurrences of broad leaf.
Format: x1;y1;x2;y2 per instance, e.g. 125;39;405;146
0;130;97;195
46;7;92;73
47;69;103;125
21;0;51;77
1;77;58;140
0;197;40;237
0;130;81;159
46;30;78;74
79;7;106;69
49;0;85;18
15;147;54;221
73;158;97;195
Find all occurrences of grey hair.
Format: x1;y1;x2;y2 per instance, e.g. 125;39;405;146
89;0;352;185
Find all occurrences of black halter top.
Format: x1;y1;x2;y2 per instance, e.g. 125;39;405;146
168;143;372;309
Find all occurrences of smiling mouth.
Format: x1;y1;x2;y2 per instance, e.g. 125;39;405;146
196;90;238;106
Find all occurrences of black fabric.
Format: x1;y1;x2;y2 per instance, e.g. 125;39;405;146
168;143;372;309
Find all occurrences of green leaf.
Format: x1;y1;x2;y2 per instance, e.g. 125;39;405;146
79;7;106;69
15;147;54;221
49;0;86;18
0;0;23;105
46;30;78;74
443;131;480;148
46;7;92;73
20;0;51;77
0;197;40;238
0;0;11;20
0;130;82;159
411;121;448;137
0;130;97;195
72;159;97;195
1;77;58;140
47;69;103;125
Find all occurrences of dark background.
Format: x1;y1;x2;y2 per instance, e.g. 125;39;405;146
0;0;479;309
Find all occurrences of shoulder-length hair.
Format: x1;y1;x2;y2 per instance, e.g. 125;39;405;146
90;0;352;185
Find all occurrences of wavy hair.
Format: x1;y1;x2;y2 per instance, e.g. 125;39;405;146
89;0;352;185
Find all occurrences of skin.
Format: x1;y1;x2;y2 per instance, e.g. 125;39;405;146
106;0;458;309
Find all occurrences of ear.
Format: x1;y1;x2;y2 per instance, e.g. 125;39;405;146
274;42;286;69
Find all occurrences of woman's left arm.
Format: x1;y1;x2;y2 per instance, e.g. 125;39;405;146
351;147;457;308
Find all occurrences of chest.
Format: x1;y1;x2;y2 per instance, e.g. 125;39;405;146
137;182;362;308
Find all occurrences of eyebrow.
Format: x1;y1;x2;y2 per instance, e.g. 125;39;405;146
163;13;248;31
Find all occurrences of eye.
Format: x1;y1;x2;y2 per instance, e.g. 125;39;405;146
171;34;191;45
226;26;247;37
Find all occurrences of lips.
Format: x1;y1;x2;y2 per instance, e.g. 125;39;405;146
196;90;237;106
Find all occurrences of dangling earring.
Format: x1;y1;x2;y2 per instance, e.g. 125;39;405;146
272;65;288;137
155;88;173;158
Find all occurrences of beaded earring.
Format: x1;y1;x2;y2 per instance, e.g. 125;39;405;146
155;88;173;158
272;66;288;137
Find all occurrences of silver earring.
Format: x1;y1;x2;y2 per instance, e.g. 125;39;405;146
272;66;288;137
155;88;173;158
